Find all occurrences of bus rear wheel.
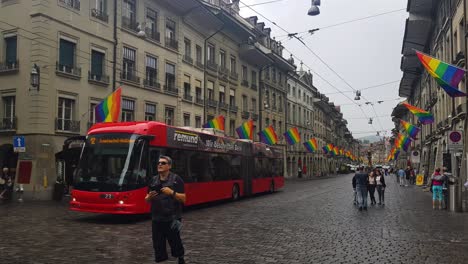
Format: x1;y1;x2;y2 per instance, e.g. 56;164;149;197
269;181;275;193
232;184;240;201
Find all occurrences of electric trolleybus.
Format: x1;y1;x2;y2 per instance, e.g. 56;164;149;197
70;121;284;214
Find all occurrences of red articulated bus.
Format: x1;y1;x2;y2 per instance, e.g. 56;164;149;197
70;121;284;214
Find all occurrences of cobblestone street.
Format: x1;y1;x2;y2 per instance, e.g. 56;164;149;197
2;173;468;264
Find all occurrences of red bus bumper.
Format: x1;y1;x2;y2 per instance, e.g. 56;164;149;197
69;188;150;214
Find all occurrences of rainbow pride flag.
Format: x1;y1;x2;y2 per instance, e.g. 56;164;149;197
236;119;254;140
416;51;466;97
326;144;334;153
333;146;339;156
400;120;420;139
203;115;225;131
258;125;278;145
402;136;412;152
402;103;434;124
95;87;122;123
284;127;300;145
322;146;328;154
303;138;318;153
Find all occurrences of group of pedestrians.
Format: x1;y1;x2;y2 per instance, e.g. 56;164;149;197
395;166;416;186
352;166;387;211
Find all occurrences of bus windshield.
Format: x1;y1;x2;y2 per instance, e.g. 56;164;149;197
74;133;148;192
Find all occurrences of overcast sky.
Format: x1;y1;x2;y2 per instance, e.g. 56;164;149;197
239;0;408;139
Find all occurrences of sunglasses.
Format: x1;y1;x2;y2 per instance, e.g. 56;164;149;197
158;162;168;165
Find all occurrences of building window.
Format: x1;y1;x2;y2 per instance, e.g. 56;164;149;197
219;50;226;68
251;98;257;112
89;103;97;126
4;35;17;67
184;38;191;58
251;71;257;87
230;56;236;73
145;55;158;87
272;68;276;82
146;8;159;41
196;85;202;101
121;99;135;121
242;95;248;111
195;116;201;128
229;89;235;106
57;97;75;131
265;118;270;126
165;107;174;125
183;113;190;126
59;0;81;10
145;103;156;121
59;38;76;72
184;75;191;100
3;96;15;121
272;93;276;109
196;45;202;64
242;65;248;81
219;85;225;104
165;63;176;89
207;44;215;63
122;47;136;80
207;81;214;100
165;19;177;49
122;0;136;22
230;119;235;136
90;50;104;80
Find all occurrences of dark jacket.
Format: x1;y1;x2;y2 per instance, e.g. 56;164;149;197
355;172;369;186
352;175;357;189
149;172;185;222
376;174;386;187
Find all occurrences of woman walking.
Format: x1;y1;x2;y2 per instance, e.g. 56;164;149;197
431;168;444;210
375;169;386;205
368;168;377;205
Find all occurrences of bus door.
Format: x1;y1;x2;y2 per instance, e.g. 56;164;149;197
242;156;253;196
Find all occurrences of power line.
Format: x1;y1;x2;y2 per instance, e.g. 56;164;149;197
274;8;406;38
239;0;284;8
323;80;400;95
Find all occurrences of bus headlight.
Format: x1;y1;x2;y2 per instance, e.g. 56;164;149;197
118;200;124;205
72;198;76;202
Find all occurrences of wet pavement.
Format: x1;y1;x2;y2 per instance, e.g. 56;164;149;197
1;173;468;264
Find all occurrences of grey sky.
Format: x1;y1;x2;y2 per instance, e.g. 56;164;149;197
239;0;408;138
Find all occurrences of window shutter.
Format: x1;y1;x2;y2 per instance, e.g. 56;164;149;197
60;39;75;67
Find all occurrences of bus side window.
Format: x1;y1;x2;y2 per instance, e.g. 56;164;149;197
230;155;241;180
149;149;160;178
193;153;211;182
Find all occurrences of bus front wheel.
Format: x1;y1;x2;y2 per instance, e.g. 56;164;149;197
232;184;240;201
270;181;275;193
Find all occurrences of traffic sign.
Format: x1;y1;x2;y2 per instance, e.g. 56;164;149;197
13;135;25;152
448;131;463;151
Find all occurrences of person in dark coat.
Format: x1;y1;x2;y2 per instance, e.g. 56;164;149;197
375;169;386;205
354;166;369;211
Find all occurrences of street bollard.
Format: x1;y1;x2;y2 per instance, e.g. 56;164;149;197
448;176;459;212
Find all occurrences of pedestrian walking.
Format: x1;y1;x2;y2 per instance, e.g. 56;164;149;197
405;166;412;186
368;169;377;205
354;166;369;211
398;168;406;186
298;166;302;178
430;168;444;210
352;173;357;205
145;156;186;264
0;167;12;201
375;169;386;205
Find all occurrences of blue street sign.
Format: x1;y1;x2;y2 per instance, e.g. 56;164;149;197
13;136;25;152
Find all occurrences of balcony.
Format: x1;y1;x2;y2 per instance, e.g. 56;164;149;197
143;79;161;91
56;62;81;79
218;67;229;81
183;94;193;102
229;105;238;113
272;105;277;111
59;0;80;10
251;112;258;121
120;72;140;85
0;117;16;131
251;83;257;90
453;51;465;68
206;60;218;72
195;60;204;70
207;99;218;108
241;80;249;87
0;60;19;74
165;37;178;50
218;101;228;110
55;118;80;133
230;71;238;80
88;71;110;86
91;8;108;22
163;85;178;96
195;97;204;105
241;111;250;119
183;55;193;64
278;107;283;112
121;16;138;32
145;28;160;42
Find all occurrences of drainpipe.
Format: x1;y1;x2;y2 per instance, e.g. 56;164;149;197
258;64;274;133
463;0;468;211
112;0;117;91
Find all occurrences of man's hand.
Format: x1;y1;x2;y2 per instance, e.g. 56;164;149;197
160;187;174;196
145;191;158;202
